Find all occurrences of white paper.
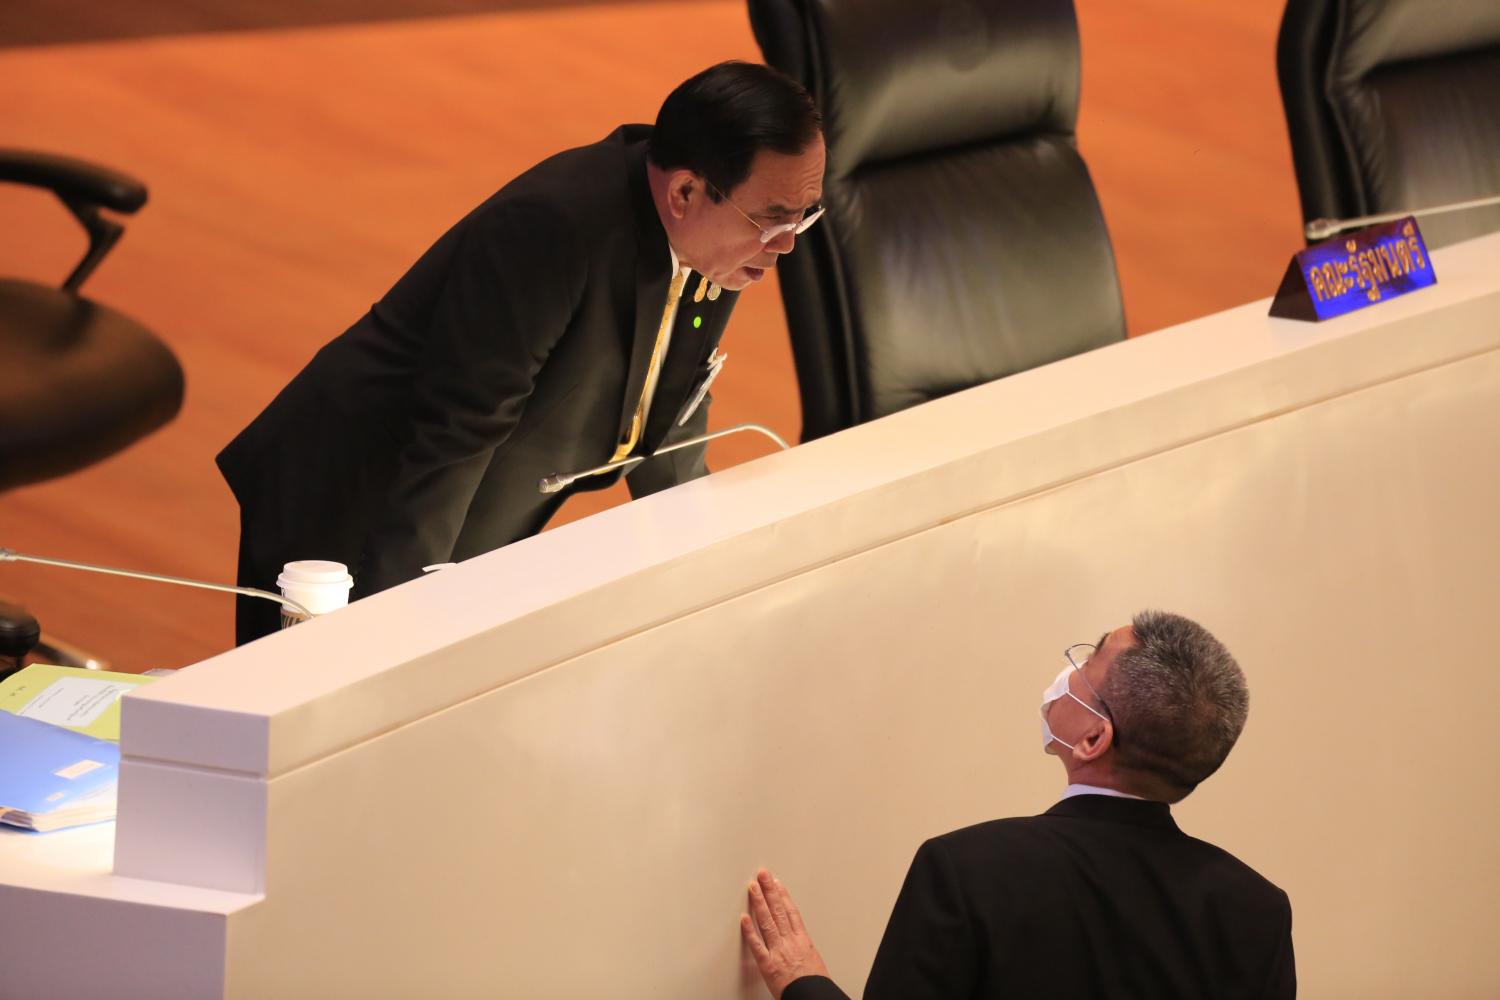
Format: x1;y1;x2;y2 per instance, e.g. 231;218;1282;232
17;676;133;728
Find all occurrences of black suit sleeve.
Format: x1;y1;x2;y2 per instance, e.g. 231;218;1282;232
355;199;584;596
862;838;980;1000
1261;891;1296;999
783;976;852;1000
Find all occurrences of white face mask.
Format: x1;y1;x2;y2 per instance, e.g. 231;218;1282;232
1039;665;1110;753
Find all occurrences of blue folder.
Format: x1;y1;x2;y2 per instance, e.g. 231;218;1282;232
0;710;120;830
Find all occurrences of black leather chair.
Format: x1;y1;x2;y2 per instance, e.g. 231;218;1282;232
1278;0;1500;248
0;150;183;492
749;0;1125;441
0;150;184;673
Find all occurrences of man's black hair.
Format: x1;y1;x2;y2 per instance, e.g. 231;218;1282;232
649;61;822;201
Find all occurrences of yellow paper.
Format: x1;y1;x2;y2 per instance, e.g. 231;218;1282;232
0;664;156;741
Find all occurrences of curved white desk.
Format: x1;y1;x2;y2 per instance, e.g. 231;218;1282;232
3;232;1498;999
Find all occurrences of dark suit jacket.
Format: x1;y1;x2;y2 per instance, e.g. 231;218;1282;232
787;795;1295;1000
218;126;737;640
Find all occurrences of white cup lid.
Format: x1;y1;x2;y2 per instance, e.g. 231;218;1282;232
277;560;354;615
278;560;353;587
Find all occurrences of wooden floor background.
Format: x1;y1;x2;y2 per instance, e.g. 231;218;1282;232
0;0;700;48
0;1;1302;672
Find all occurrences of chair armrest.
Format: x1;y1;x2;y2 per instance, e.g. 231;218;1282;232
0;149;147;214
0;150;150;291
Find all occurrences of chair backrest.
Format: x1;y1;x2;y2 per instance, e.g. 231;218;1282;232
1278;0;1500;247
750;0;1124;441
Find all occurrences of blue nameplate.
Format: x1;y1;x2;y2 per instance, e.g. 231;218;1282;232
1269;217;1436;322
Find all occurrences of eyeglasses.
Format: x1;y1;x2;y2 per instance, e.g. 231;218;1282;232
1064;642;1113;720
707;180;825;244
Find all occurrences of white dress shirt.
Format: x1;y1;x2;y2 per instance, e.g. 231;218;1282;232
1061;782;1146;801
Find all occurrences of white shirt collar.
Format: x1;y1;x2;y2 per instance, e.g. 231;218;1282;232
1061;782;1145;801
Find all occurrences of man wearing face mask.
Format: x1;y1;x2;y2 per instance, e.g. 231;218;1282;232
741;610;1296;999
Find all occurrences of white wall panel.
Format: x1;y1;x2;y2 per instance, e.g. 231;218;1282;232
228;347;1499;998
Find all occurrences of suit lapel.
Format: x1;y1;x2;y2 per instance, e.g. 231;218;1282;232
640;281;737;452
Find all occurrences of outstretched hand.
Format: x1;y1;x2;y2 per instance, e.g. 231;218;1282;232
740;868;830;999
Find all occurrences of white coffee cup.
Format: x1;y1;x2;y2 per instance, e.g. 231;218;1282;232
277;560;354;629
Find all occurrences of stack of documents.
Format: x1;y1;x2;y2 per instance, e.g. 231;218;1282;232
0;663;156;741
0;711;120;832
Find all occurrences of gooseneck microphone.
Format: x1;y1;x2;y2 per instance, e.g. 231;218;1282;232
0;547;312;618
540;422;791;494
1304;192;1500;241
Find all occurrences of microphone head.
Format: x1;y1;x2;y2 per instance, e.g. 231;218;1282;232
538;474;572;494
1305;218;1339;241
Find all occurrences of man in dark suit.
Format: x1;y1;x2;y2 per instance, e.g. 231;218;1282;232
741;610;1296;999
218;62;825;643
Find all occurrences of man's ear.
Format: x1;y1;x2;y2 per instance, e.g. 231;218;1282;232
666;170;699;220
1072;718;1114;764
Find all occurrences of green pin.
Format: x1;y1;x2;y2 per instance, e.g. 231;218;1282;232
693;315;703;329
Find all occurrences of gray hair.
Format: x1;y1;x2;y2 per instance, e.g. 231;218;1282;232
1102;610;1249;794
